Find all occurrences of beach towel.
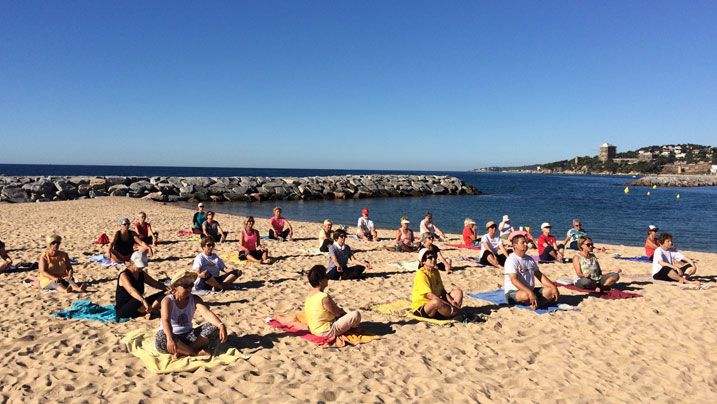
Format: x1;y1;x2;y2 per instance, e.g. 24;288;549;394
612;254;652;263
467;290;579;314
218;251;254;267
264;312;379;348
444;243;481;251
52;300;128;323
390;260;418;271
120;329;249;374
88;254;123;268
557;283;641;299
177;230;195;236
370;299;457;326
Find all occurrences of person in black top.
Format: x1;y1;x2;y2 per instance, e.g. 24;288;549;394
108;217;153;263
115;251;168;320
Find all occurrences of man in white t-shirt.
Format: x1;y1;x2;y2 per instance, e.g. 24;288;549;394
356;208;378;241
480;221;511;268
193;237;241;291
504;234;559;310
651;233;699;285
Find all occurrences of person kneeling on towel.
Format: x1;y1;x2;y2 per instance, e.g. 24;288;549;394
304;265;361;338
411;248;463;319
504;235;560;310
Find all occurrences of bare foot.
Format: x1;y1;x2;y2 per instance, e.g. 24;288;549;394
197;349;212;356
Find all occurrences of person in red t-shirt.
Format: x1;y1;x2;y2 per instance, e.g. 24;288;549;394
462;218;479;246
644;225;660;259
537;223;564;262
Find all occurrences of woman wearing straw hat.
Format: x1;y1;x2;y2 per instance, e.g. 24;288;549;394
155;271;228;357
38;234;86;293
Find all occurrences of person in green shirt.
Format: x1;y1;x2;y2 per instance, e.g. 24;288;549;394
411;248;463;319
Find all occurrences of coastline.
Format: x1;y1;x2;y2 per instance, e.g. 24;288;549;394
1;197;715;402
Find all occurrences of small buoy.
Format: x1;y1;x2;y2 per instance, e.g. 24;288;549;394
676;194;681;199
624;187;630;194
647;191;651;196
652;185;657;189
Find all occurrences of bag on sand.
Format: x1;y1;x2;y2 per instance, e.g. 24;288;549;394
96;233;110;245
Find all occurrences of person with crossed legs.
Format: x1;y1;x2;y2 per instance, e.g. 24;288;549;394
504;234;560;310
411;248;463;319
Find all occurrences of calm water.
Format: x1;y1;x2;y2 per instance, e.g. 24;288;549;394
2;164;715;252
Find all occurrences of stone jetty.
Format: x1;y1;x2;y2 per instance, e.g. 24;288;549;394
0;175;480;203
628;174;717;187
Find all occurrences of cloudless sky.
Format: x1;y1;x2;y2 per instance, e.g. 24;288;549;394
1;1;715;170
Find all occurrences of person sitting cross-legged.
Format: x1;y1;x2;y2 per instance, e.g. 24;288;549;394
327;230;372;280
115;251;168;319
411;248;463;319
651;232;700;285
304;265;362;338
193;237;241;292
504;234;560;310
269;207;293;241
572;236;620;292
480;221;510;268
537;222;564;262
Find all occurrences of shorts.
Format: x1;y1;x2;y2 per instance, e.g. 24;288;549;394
538;244;564;262
480;250;506;266
326;265;365;280
412;305;447;320
154;323;219;353
505;287;544;305
269;228;290;240
239;250;264;261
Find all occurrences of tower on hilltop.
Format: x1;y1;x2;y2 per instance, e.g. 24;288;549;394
599;143;616;162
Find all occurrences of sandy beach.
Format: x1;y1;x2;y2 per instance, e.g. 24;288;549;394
0;197;715;402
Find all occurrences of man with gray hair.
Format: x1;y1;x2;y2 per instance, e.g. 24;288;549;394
563;219;588;250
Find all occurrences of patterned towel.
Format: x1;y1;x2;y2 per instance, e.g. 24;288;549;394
370;299;457;326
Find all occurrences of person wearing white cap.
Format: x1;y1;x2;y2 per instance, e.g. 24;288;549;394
155;271;228;357
462;218;479;247
411;248;463;319
318;219;335;252
357;208;378;241
498;215;514;240
480;221;510;268
108;217;152;264
504;234;559;310
192;203;207;234
394;216;418;252
115;251;168;319
537;222;565;262
644;225;661;260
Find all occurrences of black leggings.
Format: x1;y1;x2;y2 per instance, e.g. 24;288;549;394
269;228;290;240
115;292;164;319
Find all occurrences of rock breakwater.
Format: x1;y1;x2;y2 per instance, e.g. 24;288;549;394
628;175;717;187
0;175;480;203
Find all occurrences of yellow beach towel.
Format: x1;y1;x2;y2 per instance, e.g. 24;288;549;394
120;329;249;374
370;299;457;326
219;251;252;267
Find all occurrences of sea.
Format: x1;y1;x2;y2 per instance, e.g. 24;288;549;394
1;164;715;253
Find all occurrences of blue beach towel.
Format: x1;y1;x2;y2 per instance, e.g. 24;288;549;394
612;254;652;263
88;254;123;268
52;300;129;323
467;290;576;314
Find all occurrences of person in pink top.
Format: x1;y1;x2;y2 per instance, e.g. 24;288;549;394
239;216;271;264
644;225;660;260
268;207;293;241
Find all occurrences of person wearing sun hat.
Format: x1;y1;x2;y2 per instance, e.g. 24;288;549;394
644;225;661;260
394;216;418;252
498;215;514;240
537;222;565;262
115;251;168;319
410;248;463;319
155;270;228;357
192;203;207;234
356;208;378;241
108;217;152;264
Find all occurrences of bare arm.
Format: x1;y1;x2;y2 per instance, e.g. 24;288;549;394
120;272;147;304
217;224;226;242
160;298;176;352
322;295;346;318
394;229;402;245
195;297;227;343
572;255;585;277
144;273;169;291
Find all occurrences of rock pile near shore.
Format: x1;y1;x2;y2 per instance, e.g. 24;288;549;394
0;175;480;203
628;174;717;187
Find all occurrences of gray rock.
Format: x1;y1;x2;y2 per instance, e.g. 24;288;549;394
1;186;29;203
108;184;129;196
90;178;107;191
129;180;155;194
77;184;91;196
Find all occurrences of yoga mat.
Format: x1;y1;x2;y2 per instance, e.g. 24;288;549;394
121;329;249;374
467;290;578;314
444;243;482;251
52;300;129;323
612;254;652;263
557;284;641;299
265;312;379;348
88;254;123;268
370;299;457;326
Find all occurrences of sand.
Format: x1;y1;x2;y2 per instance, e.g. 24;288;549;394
0;197;715;402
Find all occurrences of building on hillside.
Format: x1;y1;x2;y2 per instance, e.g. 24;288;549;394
638;151;654;161
599;143;616;162
711;165;717;175
662;162;712;174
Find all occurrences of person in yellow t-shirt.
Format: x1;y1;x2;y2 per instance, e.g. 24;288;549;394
411;248;463;319
304;265;361;337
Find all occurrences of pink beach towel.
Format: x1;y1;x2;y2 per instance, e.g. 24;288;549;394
177;230;195;236
558;283;641;300
265;313;378;348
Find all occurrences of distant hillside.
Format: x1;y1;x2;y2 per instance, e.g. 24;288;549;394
476;144;716;175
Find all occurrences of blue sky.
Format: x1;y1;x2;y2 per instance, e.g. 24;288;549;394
1;1;715;170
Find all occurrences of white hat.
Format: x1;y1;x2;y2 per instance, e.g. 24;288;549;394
648;224;658;231
198;203;205;207
131;251;148;268
541;222;551;229
502;215;510;221
401;219;410;224
417;247;436;263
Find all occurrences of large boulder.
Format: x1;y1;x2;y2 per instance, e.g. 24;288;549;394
1;186;29;203
108;184;129;196
129;180;155;195
90;178;107;191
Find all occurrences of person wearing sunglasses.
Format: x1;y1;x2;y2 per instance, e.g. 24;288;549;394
108;217;153;264
327;230;372;280
193;237;241;292
238;216;271;264
38;234;86;293
572;237;620;292
202;211;227;243
480;221;510;268
419;232;452;273
411;248;463;319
